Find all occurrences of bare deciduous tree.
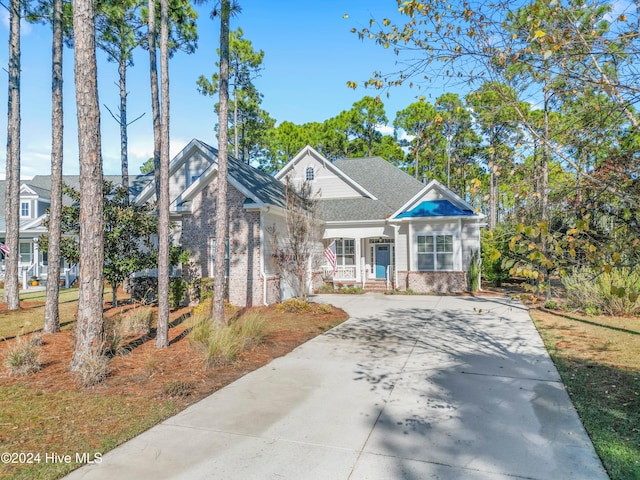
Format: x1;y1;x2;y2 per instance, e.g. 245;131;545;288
268;178;322;301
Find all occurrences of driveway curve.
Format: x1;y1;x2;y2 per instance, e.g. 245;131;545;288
65;294;608;480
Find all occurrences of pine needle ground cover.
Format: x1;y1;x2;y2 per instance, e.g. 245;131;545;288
0;289;347;479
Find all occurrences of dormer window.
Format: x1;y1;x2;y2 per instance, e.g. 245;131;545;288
305;166;315;181
20;201;30;218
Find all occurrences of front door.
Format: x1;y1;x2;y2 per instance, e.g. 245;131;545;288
375;244;390;279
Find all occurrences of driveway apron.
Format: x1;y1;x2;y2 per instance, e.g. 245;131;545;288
65;294;608;480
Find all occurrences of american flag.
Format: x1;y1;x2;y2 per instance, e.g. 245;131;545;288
0;243;9;257
323;241;336;271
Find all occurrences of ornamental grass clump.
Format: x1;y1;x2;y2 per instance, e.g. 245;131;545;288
75;352;110;387
4;337;41;376
119;306;154;337
189;311;266;367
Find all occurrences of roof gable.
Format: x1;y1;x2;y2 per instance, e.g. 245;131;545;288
170;139;287;210
275;146;377;200
391;179;482;220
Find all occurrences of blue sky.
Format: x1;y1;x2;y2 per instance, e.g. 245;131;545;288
0;0;442;178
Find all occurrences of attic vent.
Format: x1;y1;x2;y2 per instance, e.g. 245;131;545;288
305;166;315;181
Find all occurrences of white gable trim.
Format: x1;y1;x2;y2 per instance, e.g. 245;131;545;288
389;179;483;220
169;144;264;213
134;138;205;205
21;214;48;231
20;184;39;197
275;145;378;200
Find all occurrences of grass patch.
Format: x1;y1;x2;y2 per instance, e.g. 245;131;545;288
0;287;119;340
531;309;640;479
0;386;176;480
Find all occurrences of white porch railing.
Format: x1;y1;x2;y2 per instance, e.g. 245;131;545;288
64;265;79;288
21;263;37;290
323;265;357;281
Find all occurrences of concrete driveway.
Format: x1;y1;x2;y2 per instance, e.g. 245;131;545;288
65;294;608;480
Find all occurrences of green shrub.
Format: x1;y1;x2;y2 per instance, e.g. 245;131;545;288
544;300;558;310
170;278;188;308
468;250;480;292
339;286;365;294
562;267;640;316
315;283;335;293
276;298;312;313
481;227;511;287
199;278;215;300
4;338;41;376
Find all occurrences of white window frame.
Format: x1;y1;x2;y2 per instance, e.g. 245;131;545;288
416;234;454;271
305;166;315;181
20;201;30;218
209;237;230;278
335;238;355;266
19;242;32;264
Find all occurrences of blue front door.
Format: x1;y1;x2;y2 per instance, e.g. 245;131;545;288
375;245;390;279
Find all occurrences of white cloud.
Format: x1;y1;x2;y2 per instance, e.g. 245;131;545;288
1;10;33;36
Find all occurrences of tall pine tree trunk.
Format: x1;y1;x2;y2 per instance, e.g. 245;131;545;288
70;0;105;370
119;43;129;193
3;0;21;311
212;0;230;325
155;0;170;348
44;0;64;333
148;0;161;201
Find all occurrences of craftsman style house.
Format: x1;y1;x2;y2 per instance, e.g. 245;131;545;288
0;140;483;303
276;146;484;293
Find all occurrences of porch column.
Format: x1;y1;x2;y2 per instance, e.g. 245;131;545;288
354;237;361;282
33;238;39;277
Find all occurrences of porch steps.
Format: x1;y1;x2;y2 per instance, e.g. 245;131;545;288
363;279;389;293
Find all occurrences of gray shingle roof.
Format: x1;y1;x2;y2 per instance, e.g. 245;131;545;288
197;140;287;208
320;157;425;221
0;174;151;234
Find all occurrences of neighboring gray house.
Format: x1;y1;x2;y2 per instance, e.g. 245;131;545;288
1;139;483;301
0;175;148;284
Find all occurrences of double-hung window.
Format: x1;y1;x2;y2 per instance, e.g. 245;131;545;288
417;234;453;271
336;238;355;266
20;201;30;218
19;242;32;264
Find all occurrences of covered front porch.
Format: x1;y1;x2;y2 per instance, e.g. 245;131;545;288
322;223;396;289
0;236;77;290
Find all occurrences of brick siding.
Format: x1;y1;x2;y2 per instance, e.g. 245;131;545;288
180;178;271;307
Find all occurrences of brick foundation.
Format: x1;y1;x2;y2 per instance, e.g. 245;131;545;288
396;271;468;293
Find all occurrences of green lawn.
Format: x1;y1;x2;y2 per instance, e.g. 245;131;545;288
532;309;640;480
0;288;116;339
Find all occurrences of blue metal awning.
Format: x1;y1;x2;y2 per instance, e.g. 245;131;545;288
396;199;474;218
